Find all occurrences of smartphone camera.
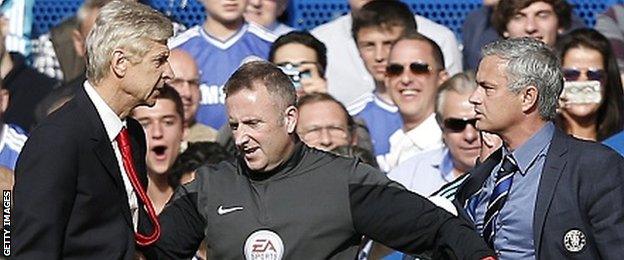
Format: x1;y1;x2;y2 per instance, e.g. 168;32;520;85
277;63;311;89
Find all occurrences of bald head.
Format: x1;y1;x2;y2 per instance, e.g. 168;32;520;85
170;49;199;78
169;49;201;126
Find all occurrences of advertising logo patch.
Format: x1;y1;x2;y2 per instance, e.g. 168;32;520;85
244;229;284;260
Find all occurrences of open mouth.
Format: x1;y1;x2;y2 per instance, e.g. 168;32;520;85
151;145;168;160
242;147;259;156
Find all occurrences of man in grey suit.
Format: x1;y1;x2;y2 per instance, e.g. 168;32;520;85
454;37;624;259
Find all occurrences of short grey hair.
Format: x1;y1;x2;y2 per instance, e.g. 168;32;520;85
435;71;477;123
85;0;173;84
481;37;563;121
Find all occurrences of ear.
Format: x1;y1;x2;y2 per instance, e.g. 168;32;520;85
111;49;128;78
0;89;8;113
557;26;564;35
71;29;85;57
503;31;510;38
284;105;298;134
521;85;539;113
436;69;449;87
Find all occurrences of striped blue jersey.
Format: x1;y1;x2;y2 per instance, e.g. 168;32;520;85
169;23;276;129
0;123;27;170
354;94;403;156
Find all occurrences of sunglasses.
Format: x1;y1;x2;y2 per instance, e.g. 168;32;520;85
562;68;605;82
386;62;432;77
443;118;477;132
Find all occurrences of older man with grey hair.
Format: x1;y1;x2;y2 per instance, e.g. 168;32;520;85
13;1;173;258
454;37;624;259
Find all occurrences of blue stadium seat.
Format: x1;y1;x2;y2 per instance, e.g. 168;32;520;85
31;0;624;39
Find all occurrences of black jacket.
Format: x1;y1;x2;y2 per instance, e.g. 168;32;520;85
144;143;493;259
13;86;149;259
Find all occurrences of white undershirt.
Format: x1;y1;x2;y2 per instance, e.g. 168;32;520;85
84;81;139;231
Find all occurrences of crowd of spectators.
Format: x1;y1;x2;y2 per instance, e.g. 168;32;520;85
5;0;624;259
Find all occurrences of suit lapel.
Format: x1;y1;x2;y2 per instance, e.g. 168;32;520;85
458;149;503;205
77;87;134;228
533;129;568;255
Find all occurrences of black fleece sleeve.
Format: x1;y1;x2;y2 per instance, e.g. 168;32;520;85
141;182;206;260
348;163;494;260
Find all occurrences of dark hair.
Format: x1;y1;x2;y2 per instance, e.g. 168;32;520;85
492;0;572;36
157;84;185;121
167;142;233;188
268;31;328;76
296;92;355;133
351;0;417;42
556;28;624;140
224;61;297;111
392;32;445;69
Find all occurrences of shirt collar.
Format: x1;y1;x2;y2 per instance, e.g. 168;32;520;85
84;81;126;142
504;122;555;176
438;148;456;182
404;113;443;149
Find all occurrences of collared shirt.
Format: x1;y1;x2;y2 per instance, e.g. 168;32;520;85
387;147;456;196
84;81;139;231
379;113;443;172
472;122;555;259
266;22;295;36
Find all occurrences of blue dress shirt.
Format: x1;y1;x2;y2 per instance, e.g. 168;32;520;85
472;122;555;259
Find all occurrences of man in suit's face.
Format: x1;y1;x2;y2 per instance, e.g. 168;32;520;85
469;37;561;149
121;41;174;108
470;55;526;135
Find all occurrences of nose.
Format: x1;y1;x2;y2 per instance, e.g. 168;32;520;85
374;45;384;63
578;69;589;81
524;17;537;34
468;88;481;106
463;123;479;143
177;82;192;99
234;129;250;148
400;69;412;85
318;128;333;149
149;123;164;140
162;60;174;82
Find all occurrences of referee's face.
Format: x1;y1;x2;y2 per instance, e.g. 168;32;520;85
227;84;298;172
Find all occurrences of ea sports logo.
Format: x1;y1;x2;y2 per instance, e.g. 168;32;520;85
244;229;284;260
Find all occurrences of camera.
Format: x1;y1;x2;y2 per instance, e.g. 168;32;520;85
277;63;311;89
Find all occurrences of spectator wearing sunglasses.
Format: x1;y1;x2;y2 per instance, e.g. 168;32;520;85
350;0;416;165
378;32;448;171
555;28;624;142
388;72;480;196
